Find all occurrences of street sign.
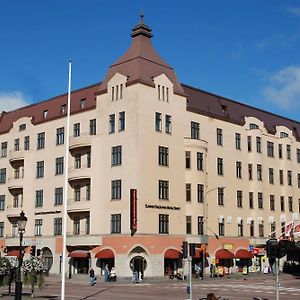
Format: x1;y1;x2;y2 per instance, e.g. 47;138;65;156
249;245;254;252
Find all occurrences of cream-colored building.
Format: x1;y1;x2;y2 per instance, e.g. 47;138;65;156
0;18;299;278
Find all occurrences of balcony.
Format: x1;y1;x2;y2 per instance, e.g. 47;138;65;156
69;133;92;152
7;177;24;191
66;233;102;246
6;205;22;219
68;166;91;183
8;149;25;165
67;198;91;213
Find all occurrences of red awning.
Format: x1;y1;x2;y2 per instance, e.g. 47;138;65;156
7;250;20;258
194;249;210;258
68;250;90;258
235;249;254;259
215;249;234;260
95;249;114;259
164;249;180;259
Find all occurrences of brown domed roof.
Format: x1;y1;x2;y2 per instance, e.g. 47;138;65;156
98;16;185;96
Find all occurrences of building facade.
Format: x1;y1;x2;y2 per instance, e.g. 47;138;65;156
0;18;299;278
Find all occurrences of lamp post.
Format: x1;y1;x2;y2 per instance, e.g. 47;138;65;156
15;210;27;300
201;186;225;279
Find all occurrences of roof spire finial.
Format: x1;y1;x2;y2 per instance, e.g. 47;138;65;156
140;10;144;24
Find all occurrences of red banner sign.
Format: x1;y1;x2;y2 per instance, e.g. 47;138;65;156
130;189;137;236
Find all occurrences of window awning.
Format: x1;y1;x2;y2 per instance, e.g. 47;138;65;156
68;250;90;258
235;249;254;259
215;249;234;259
164;249;180;259
6;250;20;258
95;249;114;259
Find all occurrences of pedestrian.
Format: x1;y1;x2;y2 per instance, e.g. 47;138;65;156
88;268;95;286
210;263;215;277
206;293;219;300
104;264;110;282
110;267;116;282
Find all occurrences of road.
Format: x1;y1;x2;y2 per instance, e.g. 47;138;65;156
0;274;299;299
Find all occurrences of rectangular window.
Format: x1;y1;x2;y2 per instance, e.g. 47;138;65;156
165;115;172;134
74;185;81;202
86;183;90;200
197;152;203;171
238;220;244;237
36;161;44;178
1;142;7;157
198;216;204;235
90;119;96;135
112;146;122;166
34;219;42;236
119;111;125;131
288;197;293;212
55;157;64;175
54;218;62;235
35;190;43;207
248;164;253;180
191;121;199;139
250;220;254;237
0;168;6;184
19;123;26;131
56;127;64;145
185;151;191;169
249;192;254;209
280;196;285;211
0;222;4;237
111;214;121;234
0;195;5;210
37;132;45;149
186;216;192;234
279;170;284;185
87;151;91;168
216;128;223;145
258;192;263;209
218;187;224;205
61;104;66;114
257;164;262;181
24;136;30;150
270;222;276;238
267;141;274;157
256;137;261;153
236;161;242;178
270;195;275;211
55;187;63;206
287;145;291;160
85;216;90;234
159;214;169;234
298;173;300;188
159;180;169;200
159;146;168;166
74;154;81;169
109;114;115;133
155;112;162;132
43;110;48;119
259;221;264;237
287;170;292;186
269;168;274;184
297;148;300;163
12;221;17;237
111;180;122;199
217;158;223;175
218;218;225;236
186;183;191;202
73;216;80;235
235;133;241;150
197;184;204;203
73;123;80;137
14;138;20;151
237;190;243;207
279;144;283;159
247;136;252;152
80;98;86;109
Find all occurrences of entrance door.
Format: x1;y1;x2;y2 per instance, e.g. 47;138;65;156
130;256;147;280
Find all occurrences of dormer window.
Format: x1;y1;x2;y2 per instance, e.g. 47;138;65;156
280;132;288;138
43;110;48;119
157;85;169;102
249;123;259;130
19;124;26;131
61;104;66;114
111;84;123;101
80;98;86;109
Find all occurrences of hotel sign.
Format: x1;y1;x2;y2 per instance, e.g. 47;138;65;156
145;204;180;210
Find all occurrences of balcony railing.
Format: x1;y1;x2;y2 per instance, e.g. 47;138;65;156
67;198;90;213
7;177;24;190
68;166;91;182
8;149;26;163
69;132;92;151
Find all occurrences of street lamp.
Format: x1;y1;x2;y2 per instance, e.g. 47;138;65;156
15;210;27;300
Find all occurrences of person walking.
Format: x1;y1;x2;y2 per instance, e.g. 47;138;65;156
88;268;95;286
104;264;110;282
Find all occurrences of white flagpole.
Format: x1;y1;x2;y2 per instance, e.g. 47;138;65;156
61;59;72;299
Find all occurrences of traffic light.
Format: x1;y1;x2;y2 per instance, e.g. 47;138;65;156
266;239;277;258
181;241;188;258
189;243;195;257
30;246;36;256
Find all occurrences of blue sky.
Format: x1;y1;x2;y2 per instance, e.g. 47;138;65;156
1;0;300;122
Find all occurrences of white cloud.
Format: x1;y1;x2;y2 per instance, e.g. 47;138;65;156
263;66;300;111
0;91;31;112
287;6;300;17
